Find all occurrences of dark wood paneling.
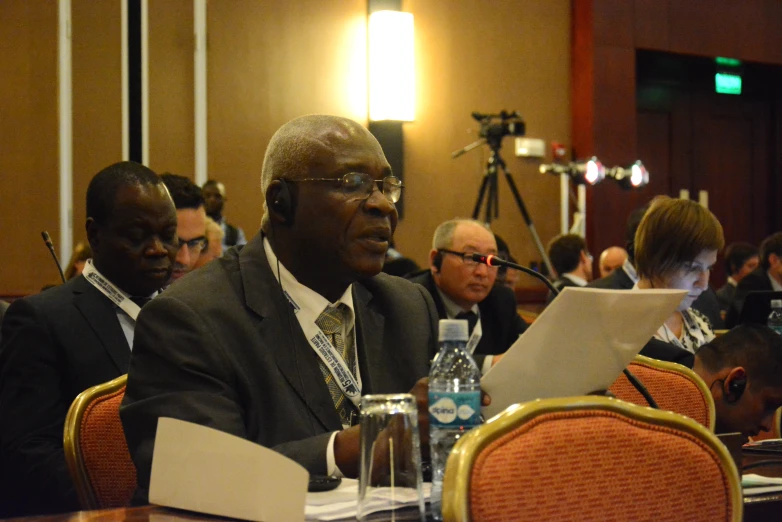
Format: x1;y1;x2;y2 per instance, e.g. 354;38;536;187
0;1;59;294
593;0;634;48
633;0;669;50
572;0;595;160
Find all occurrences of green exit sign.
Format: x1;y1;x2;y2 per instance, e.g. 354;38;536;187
715;72;742;95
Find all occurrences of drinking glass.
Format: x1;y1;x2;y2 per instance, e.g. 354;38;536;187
357;394;425;521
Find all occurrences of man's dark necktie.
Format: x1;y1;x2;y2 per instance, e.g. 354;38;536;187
455;310;478;335
315;303;359;427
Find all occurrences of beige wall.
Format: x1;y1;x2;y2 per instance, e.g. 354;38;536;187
0;1;59;295
71;0;123;249
206;0;368;238
0;0;570;295
398;0;570;272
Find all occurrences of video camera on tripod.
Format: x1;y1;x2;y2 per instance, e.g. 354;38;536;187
471;111;526;144
452;109;555;276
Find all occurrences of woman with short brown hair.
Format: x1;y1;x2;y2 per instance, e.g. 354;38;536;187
635;196;725;355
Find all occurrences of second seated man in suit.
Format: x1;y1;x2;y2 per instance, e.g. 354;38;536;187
0;162;178;516
407;219;527;368
121;115;447;503
716;242;759;317
545;233;593;304
726;232;782;327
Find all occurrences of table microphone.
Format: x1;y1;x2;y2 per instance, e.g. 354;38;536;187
470;253;559;295
470;252;659;409
41;231;66;284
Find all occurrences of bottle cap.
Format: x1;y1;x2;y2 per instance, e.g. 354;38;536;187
772;299;782;308
438;319;469;342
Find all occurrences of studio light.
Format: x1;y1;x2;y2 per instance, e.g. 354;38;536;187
539;157;605;186
609;161;650;189
368;10;415;122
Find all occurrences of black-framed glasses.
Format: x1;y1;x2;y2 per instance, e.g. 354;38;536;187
178;236;208;253
290;172;403;203
439;249;497;268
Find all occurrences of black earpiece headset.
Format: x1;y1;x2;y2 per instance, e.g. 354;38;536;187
727;377;747;402
272;179;294;224
432;250;443;272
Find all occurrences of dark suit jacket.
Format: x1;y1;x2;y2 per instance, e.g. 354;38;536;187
120;235;439;502
587;268;634;290
406;270;527;356
545;276;582;305
726;268;774;327
0;277;130;516
716;282;736;314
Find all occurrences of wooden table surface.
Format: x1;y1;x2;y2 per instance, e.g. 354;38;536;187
5;454;782;522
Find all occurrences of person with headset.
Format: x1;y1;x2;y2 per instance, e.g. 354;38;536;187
407;218;527;370
692;324;782;437
120;115;459;503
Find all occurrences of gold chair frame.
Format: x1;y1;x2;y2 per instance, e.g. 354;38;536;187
624;354;716;431
63;373;128;509
441;395;742;522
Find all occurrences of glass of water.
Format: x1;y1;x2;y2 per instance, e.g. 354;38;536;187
357;394;425;521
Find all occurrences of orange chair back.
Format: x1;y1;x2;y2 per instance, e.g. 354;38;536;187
64;374;137;509
610;355;715;430
442;397;741;522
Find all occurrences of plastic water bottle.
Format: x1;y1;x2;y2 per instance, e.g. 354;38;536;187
428;319;482;521
768;299;782;335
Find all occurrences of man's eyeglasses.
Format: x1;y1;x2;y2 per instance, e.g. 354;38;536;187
178;236;208;253
289;172;403;203
438;249;497;268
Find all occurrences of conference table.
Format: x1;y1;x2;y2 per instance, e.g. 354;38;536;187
5;454;782;522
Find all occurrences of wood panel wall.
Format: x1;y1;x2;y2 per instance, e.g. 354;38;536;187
573;0;782;259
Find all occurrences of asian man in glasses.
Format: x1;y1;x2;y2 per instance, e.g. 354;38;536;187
407;218;528;368
160;173;208;283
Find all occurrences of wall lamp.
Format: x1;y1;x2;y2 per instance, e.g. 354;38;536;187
368;10;414;122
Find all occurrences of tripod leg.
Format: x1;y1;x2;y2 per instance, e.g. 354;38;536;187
503;170;555;276
472;173;490;221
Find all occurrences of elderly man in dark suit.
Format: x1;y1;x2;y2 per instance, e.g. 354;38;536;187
121;115;442;503
407;219;527;369
0;162;178;516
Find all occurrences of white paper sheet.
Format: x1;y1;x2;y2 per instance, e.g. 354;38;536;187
305;479;431;521
481;287;688;419
149;418;309;522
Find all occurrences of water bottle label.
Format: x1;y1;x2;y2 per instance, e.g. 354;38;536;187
428;391;481;428
772;326;782;336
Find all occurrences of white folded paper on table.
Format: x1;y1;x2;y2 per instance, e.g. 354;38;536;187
481;287;687;419
149;418;309;522
305;478;431;521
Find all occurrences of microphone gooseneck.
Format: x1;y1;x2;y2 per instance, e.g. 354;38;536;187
470;253;559;295
471;252;659;409
41;231;66;284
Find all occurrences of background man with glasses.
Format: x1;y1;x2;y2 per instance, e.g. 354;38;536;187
408;218;528;368
121;115;445;503
160;173;208;284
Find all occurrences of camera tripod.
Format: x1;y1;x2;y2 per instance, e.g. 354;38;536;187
452;137;555;276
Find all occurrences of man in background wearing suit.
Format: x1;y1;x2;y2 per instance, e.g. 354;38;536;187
202;179;247;252
726;232;782;327
0;162;178;516
160;173;208;283
121;115;443;503
716;242;759;316
407;219;527;368
545;233;592;304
